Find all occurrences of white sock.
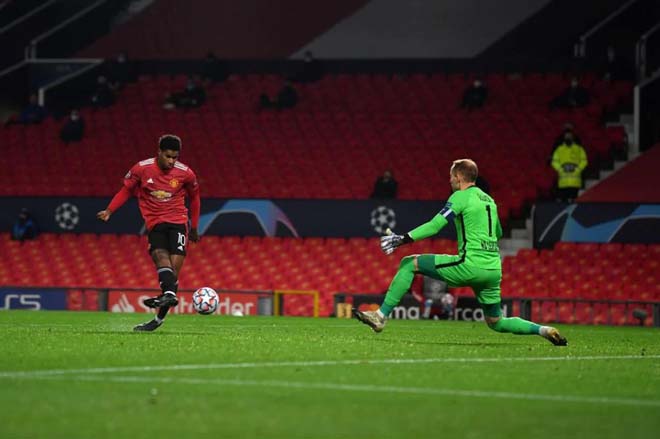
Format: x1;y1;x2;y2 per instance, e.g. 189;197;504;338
154;316;163;323
164;290;176;296
539;326;550;337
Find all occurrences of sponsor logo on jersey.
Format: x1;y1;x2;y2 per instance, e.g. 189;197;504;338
150;190;172;200
169;178;180;188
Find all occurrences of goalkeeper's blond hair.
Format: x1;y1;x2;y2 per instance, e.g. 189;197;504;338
451;159;478;183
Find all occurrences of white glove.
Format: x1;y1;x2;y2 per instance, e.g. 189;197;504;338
380;228;405;255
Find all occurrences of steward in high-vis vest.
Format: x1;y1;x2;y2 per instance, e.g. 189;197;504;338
551;131;588;201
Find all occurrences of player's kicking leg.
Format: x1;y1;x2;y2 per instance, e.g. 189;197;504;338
486;316;568;346
354;254;419;332
482;304;568;346
134;248;181;332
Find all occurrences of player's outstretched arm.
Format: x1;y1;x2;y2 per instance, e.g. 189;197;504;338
380;210;451;255
408;214;449;241
97;186;132;222
187;182;201;242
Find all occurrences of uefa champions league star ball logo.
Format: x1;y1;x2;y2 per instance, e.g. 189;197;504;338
54;202;80;230
370;206;396;234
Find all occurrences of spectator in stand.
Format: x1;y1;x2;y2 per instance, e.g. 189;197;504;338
90;75;116;108
259;80;298;110
201;51;229;86
11;208;39;242
551;130;588;202
291;50;324;84
59;109;85;144
460;79;488;110
163;76;207;110
371;170;398;199
5;94;48;126
550;77;590;109
107;52;134;90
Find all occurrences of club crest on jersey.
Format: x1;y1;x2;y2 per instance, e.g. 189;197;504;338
169;178;180;188
150;190;172;200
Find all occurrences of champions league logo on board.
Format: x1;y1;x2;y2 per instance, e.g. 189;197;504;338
370;206;396;234
54;203;80;230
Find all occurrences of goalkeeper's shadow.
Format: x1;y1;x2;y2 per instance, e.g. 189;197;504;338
373;338;516;347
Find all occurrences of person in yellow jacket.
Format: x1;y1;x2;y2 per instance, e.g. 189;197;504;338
551;131;588;202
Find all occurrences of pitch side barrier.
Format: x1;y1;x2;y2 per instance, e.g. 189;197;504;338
335;293;660;327
0;287;321;317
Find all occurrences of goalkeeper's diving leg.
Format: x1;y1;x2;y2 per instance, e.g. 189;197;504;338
353;254;418;333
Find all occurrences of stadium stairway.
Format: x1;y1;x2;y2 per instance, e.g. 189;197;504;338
501;121;630;257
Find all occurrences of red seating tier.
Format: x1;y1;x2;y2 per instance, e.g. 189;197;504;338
503;242;658;325
1;73;632;221
2;233;655;321
0;233;458;317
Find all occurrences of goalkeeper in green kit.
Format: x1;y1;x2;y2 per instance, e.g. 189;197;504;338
353;159;567;346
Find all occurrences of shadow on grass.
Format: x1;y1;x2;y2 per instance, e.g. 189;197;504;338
80;330;222;336
373;338;522;347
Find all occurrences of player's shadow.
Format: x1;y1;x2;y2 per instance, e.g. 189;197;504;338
81;331;218;336
373;338;518;347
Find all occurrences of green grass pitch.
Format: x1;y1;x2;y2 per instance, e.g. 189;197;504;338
1;311;659;439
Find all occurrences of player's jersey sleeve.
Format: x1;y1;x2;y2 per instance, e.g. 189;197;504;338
184;168;201;229
408;191;468;241
122;163;142;190
445;190;469;217
184;168;199;196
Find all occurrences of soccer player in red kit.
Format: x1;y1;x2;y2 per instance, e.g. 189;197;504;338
97;134;201;331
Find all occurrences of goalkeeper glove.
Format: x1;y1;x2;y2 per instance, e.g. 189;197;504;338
380;228;413;255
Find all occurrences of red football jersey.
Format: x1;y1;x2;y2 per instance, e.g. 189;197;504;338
122;157;199;230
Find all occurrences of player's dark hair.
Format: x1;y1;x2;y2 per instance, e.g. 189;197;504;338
159;134;181;151
452;159;478;183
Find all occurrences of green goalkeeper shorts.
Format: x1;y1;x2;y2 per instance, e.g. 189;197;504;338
416;254;502;306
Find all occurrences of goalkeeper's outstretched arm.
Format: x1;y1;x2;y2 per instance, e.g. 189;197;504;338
380;214;449;255
408;214;449;241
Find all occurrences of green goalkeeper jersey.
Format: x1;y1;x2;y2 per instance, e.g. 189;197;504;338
408;186;502;270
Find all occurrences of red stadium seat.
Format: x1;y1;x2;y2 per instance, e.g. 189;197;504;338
3;73;631;220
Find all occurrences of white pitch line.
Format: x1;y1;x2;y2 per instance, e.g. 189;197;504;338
1;355;659;378
31;374;660;408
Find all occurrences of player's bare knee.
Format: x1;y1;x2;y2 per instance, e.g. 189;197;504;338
151;249;171;267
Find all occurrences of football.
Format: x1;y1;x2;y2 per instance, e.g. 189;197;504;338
192;287;219;315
